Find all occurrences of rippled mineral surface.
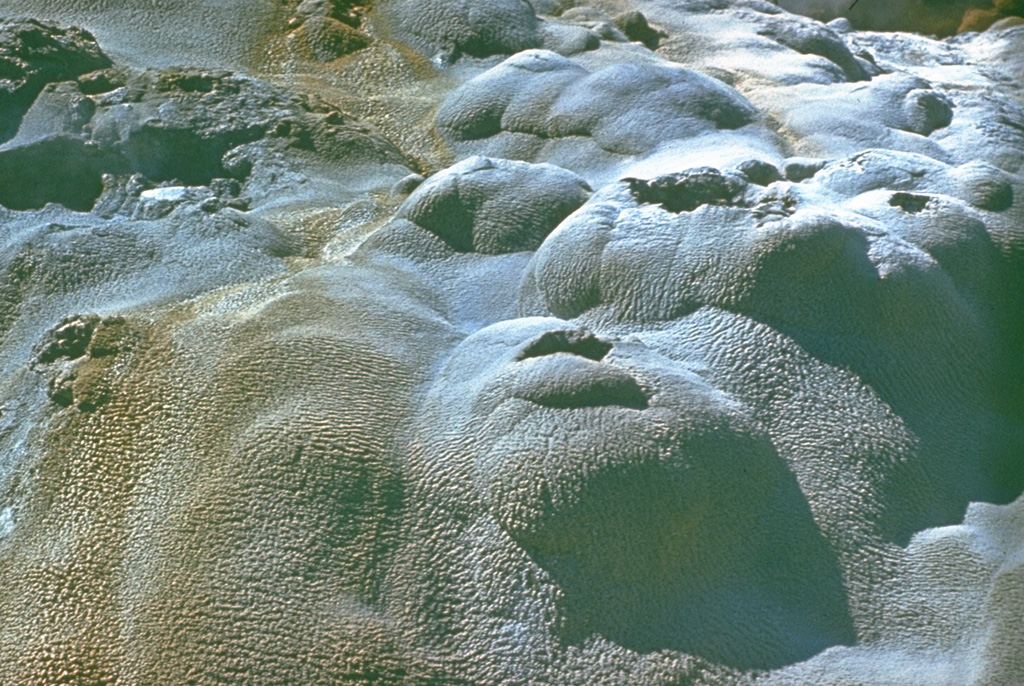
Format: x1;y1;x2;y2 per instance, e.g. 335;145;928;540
0;0;1022;683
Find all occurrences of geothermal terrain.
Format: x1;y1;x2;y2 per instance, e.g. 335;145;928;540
0;0;1022;684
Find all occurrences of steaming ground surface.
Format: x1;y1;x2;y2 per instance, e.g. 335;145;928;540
0;1;1022;684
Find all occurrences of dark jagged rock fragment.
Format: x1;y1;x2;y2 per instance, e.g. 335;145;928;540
0;20;111;142
737;159;782;186
37;314;101;364
612;11;668;49
625;167;747;212
784;158;826;182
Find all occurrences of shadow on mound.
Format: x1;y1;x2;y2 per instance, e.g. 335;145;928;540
536;442;856;671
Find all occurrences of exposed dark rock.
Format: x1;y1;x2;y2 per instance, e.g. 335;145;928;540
0;20;111;143
784;157;826;181
625;167;748;212
37;314;101;364
737;159;782;186
0;65;411;212
612;11;668;49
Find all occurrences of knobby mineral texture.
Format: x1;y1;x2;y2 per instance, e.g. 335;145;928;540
0;1;1022;684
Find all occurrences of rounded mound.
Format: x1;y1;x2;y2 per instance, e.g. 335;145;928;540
394;156;591;254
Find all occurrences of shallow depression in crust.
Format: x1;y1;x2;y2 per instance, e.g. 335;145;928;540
510;328;649;409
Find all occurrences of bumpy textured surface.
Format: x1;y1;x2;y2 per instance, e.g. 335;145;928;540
0;2;1021;685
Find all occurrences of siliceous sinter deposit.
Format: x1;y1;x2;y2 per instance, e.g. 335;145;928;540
0;0;1022;684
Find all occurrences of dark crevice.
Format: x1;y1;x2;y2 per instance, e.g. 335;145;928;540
518;328;612;362
889;191;930;213
0;56;22;80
